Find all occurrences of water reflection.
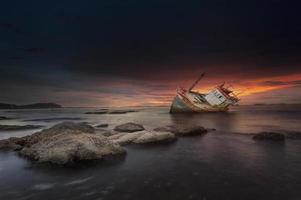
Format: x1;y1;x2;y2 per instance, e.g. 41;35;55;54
170;112;238;132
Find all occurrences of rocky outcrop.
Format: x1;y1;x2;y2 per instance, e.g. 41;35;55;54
109;131;177;145
20;132;125;165
114;122;145;133
253;132;285;141
0;116;9;120
154;125;207;136
0;124;43;131
0;122;125;165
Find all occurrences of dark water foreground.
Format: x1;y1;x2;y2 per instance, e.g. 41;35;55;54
1;132;301;200
0;105;301;200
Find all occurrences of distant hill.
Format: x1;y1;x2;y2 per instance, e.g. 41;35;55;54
0;103;62;109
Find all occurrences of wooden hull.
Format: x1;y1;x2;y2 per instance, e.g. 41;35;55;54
170;93;229;113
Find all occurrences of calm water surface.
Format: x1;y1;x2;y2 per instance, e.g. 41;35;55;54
0;105;301;200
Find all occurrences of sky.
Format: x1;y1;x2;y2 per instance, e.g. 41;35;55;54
0;0;301;107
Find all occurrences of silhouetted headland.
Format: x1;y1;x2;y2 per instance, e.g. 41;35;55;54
0;103;62;109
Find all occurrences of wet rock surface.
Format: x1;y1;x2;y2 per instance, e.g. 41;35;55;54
0;122;125;165
253;132;285;141
0;124;43;131
20;132;125;165
0;122;209;166
133;131;177;144
114;122;145;132
154;125;208;136
109;131;177;145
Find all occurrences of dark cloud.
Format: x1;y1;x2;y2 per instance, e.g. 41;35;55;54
24;48;47;53
0;23;22;34
0;0;301;105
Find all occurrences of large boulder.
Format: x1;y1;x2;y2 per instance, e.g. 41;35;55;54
0;122;125;165
114;122;145;133
253;132;285;141
154;125;207;136
20;132;124;165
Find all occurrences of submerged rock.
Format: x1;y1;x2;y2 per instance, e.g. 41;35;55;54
253;132;285;141
114;122;145;133
108;110;138;114
154;125;207;136
0;122;125;165
0;124;43;131
153;125;177;133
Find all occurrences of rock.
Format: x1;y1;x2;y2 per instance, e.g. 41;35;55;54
253;132;285;141
95;124;109;128
0;124;43;131
0;122;125;165
114;122;145;133
109;131;177;145
153;125;177;133
0;138;23;150
174;125;207;136
20;132;125;165
108;110;138;114
133;131;177;144
110;132;144;145
154;125;207;136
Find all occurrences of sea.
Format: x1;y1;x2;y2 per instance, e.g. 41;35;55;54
0;105;301;200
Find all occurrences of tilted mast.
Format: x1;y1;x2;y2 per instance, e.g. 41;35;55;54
188;72;205;91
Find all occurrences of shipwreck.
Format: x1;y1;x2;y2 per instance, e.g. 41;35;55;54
170;73;240;113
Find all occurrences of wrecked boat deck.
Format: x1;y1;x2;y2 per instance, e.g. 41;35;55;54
170;73;240;113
